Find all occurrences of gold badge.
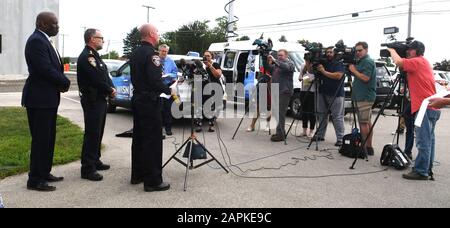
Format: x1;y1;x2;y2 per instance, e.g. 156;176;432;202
152;55;161;67
88;57;97;67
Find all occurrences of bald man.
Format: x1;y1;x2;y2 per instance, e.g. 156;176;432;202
130;24;174;192
22;12;71;192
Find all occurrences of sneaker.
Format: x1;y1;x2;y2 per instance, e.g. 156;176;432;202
335;141;343;147
246;127;255;132
271;135;284;142
402;171;429;181
208;126;215;133
307;132;315;139
165;128;173;136
264;127;271;132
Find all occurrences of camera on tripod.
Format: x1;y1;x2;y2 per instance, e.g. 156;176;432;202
380;27;414;58
334;40;357;65
179;58;209;81
253;36;274;57
302;41;327;66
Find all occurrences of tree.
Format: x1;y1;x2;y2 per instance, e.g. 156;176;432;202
123;27;141;58
101;51;120;60
236;36;251;41
434;59;450;71
297;39;309;46
279;35;288;42
160;16;229;55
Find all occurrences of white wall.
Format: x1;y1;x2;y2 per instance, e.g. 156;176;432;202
0;0;59;75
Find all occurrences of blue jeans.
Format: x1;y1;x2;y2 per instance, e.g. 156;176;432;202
414;109;441;177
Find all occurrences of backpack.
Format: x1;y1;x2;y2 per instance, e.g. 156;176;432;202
183;141;207;161
380;144;411;170
339;130;366;159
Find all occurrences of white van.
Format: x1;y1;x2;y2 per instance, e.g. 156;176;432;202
209;41;306;118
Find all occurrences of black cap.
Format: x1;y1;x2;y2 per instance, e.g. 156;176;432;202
407;40;426;56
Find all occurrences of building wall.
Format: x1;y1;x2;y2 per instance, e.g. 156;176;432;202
0;0;59;75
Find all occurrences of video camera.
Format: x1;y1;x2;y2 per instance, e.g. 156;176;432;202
334;40;357;65
179;59;209;81
302;41;327;66
253;36;273;56
380;27;414;58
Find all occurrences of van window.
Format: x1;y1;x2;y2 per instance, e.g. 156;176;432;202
268;51;304;72
224;52;236;69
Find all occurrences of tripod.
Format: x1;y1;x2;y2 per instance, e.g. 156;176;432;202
350;70;407;169
163;76;229;191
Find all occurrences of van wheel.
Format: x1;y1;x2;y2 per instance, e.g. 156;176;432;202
107;100;117;113
290;93;302;120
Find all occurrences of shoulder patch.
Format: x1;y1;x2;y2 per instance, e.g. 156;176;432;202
88;57;97;67
152;55;161;67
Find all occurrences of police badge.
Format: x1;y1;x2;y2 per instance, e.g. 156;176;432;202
88;57;97;67
152;55;161;67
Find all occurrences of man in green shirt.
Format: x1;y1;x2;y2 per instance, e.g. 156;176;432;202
349;42;377;156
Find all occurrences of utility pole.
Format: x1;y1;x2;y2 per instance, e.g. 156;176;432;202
226;0;236;42
107;40;111;59
142;5;155;23
408;0;413;38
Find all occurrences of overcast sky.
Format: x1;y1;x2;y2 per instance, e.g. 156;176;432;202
58;0;450;63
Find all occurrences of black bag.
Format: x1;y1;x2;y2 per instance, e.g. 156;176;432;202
380;144;411;170
183;142;207;160
339;133;366;159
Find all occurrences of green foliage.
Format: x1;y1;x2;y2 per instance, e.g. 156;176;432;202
62;57;71;65
279;35;288;42
160;16;228;55
0;108;84;179
123;27;141;58
434;59;450;71
101;51;120;60
378;57;395;67
236;36;251;41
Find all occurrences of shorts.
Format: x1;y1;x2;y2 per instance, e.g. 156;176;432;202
356;101;374;124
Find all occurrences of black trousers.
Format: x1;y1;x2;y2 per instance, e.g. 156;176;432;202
81;98;107;175
131;95;164;187
300;91;316;130
26;108;58;185
161;97;173;129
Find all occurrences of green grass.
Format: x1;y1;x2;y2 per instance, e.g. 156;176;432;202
0;107;84;179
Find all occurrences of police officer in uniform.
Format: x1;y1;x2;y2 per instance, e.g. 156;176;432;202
77;29;116;181
130;24;174;192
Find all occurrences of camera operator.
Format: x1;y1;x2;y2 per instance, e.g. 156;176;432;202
195;51;223;133
388;41;441;181
267;49;295;142
314;47;346;147
348;42;377;156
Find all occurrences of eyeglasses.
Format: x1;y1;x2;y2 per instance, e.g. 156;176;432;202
94;36;104;41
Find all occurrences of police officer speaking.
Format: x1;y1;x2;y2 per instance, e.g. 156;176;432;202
77;29;116;182
130;24;175;192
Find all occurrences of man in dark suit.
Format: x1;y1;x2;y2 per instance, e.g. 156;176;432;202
22;12;71;192
77;29;116;182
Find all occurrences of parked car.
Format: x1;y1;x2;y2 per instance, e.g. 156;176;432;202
103;59;126;74
107;55;201;113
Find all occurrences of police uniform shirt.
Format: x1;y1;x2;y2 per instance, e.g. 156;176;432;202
130;41;171;97
77;46;114;100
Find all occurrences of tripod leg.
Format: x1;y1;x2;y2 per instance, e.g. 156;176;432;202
232;110;248;140
195;138;229;174
163;138;191;168
183;138;194;191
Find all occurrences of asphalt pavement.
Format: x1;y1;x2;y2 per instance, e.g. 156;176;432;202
0;91;450;208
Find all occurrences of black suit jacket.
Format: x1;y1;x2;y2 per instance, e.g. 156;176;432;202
22;30;71;108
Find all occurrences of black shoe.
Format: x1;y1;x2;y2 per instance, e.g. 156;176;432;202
131;179;144;185
311;136;325;142
271;135;284;142
46;174;64;183
144;182;171;192
162;135;167;140
96;163;111;171
208;126;215;133
195;126;203;133
366;147;375;156
403;171;429;181
335;141;343;147
81;172;103;182
166;128;173;136
27;182;56;192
